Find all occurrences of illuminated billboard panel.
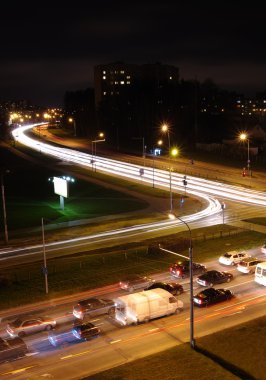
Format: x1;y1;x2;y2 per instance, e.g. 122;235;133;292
53;177;69;198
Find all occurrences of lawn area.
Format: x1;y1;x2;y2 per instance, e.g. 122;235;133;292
0;145;149;231
0;226;265;310
244;217;266;226
86;315;266;380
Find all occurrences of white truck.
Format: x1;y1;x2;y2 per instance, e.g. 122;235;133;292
114;288;183;326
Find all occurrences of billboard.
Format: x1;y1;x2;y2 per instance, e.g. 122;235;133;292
53;177;69;198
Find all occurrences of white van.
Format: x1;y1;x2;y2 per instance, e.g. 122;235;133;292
254;262;266;286
114;288;183;326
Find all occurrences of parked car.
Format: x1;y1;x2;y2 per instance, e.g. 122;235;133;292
48;322;100;347
119;274;155;292
237;257;263;274
219;251;250;266
193;288;234;307
261;245;266;254
145;281;184;296
170;260;206;279
6;316;56;338
73;298;116;320
0;337;28;364
196;270;233;287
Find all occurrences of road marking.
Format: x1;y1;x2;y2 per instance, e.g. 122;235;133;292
61;348;92;360
110;339;122;344
1;366;36;376
149;328;160;332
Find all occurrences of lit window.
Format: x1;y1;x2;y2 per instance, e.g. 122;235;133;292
103;91;107;96
126;75;131;79
103;70;106;74
120;81;125;85
127;81;130;84
115;81;118;85
169;76;172;80
120;70;124;74
102;76;106;80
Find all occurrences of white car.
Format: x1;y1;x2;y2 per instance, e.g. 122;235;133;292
219;251;250;266
261;245;266;254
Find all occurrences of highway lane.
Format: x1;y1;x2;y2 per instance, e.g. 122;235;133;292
0;273;265;377
0;248;265;377
0;123;264;263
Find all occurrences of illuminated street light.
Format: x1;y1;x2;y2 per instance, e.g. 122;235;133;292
68;117;77;137
161;123;174;212
161;213;195;349
152;140;163;188
239;133;250;176
92;132;105;172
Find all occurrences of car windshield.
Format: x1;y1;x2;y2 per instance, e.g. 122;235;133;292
223;253;232;258
239;261;248;267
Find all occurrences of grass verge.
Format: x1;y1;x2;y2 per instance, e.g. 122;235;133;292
85;315;266;380
0;226;265;310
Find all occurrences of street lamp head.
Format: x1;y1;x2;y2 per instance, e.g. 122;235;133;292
161;124;169;133
98;132;104;138
171;147;178;157
157;139;163;146
239;132;248;141
68;117;73;123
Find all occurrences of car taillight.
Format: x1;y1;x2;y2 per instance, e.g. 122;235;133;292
176;270;181;275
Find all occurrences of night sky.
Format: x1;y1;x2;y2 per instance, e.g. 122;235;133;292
1;1;266;107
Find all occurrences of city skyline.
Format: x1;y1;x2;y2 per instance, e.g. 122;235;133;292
1;1;266;106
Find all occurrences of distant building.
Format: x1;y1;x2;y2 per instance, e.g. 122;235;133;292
94;62;179;149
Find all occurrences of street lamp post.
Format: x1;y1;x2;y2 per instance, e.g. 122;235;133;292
161;213;195;349
161;124;173;212
68;117;76;137
1;170;9;244
239;133;250;176
152;140;163;188
41;217;49;294
91;133;105;172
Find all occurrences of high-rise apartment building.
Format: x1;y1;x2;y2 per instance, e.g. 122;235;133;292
94;62;179;148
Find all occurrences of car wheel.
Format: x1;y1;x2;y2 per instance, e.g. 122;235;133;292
45;325;53;331
18;331;26;338
226;278;231;283
144;317;149;323
209;283;213;287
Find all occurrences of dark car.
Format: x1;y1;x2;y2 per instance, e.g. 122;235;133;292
6;316;56;338
119;274;154;292
0;337;28;363
170;260;206;279
73;297;116;320
48;322;100;347
196;270;233;287
193;287;234;307
145;281;184;296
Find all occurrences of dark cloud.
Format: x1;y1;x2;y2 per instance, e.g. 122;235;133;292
1;1;266;106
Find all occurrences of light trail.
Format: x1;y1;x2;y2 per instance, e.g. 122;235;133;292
5;122;266;258
12;124;266;207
